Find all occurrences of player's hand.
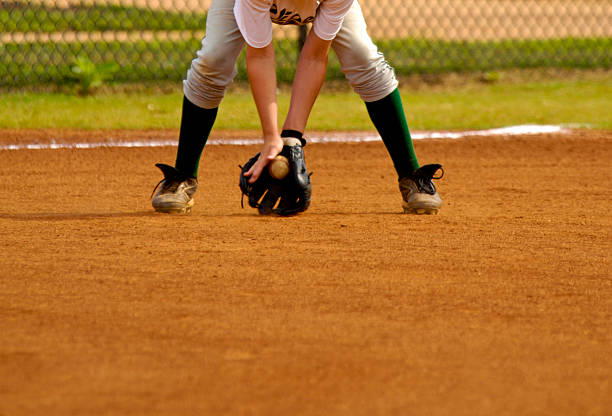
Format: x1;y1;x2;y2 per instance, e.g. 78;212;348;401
243;137;284;183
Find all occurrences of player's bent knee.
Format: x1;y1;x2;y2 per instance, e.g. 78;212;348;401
344;64;399;103
335;40;398;102
183;54;238;109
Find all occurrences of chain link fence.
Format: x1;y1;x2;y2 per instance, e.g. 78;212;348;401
1;0;611;87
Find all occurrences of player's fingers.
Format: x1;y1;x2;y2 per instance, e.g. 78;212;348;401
243;154;259;178
248;157;271;183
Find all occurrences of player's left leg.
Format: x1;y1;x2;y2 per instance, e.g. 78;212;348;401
331;1;443;214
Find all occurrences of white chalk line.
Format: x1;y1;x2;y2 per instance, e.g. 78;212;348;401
1;125;566;151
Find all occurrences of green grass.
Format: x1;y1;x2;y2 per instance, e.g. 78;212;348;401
1;4;207;31
0;40;200;85
0;39;295;86
378;38;612;73
1;74;610;131
2;37;610;87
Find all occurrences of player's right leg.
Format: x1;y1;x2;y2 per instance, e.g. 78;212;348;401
153;0;245;213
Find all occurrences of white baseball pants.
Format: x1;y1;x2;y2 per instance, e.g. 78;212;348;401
183;0;398;108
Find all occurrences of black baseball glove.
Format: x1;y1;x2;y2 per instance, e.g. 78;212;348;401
239;145;311;216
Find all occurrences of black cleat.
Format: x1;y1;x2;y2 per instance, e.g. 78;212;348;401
399;164;444;215
151;164;198;214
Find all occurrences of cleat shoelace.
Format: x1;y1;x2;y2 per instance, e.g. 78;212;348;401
412;164;444;195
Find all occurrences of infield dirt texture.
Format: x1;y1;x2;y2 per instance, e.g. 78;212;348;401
0;129;611;414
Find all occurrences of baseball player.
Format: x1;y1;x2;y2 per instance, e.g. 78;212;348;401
152;0;443;215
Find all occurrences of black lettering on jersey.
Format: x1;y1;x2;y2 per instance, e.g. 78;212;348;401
269;4;314;26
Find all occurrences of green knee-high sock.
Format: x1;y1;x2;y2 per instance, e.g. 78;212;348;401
174;96;218;178
365;88;419;179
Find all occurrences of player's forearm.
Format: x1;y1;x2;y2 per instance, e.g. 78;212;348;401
283;32;332;132
246;43;280;142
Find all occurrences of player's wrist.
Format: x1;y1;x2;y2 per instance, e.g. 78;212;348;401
262;133;283;146
281;129;306;146
260;134;284;160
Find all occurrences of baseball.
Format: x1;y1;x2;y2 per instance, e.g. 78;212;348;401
268;155;290;179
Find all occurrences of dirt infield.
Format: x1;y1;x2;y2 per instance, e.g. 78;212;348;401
0;129;611;415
